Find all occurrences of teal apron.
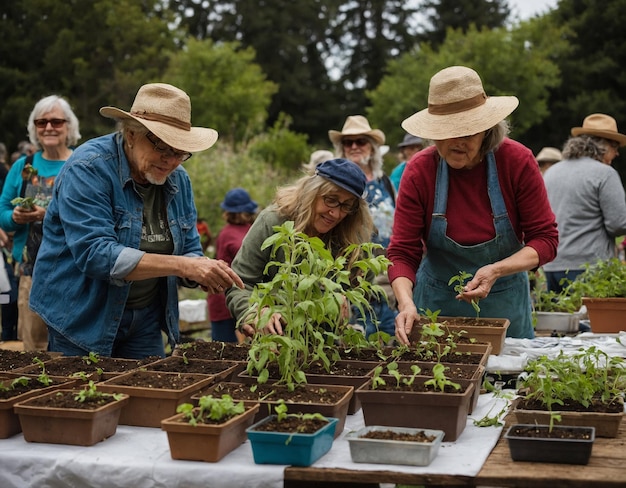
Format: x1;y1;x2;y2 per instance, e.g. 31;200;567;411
414;152;533;338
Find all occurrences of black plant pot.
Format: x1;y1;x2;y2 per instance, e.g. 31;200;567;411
504;423;595;465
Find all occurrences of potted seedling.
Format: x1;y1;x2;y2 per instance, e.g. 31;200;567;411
13;380;129;446
217;221;389;434
355;360;475;441
245;400;338;466
564;258;626;332
161;394;260;462
513;346;625;437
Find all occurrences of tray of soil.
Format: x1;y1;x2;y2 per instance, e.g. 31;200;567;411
142;356;240;382
204;381;353;438
505;423;595;464
14;387;129;446
0;350;58;372
0;373;77;438
246;414;338;466
97;370;215;427
346;425;444;466
173;340;251;361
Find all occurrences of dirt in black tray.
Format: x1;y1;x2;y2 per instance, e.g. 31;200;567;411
24;390;120;410
0;350;56;372
212;382;347;404
107;370;203;389
516;397;624;414
174;340;250;361
508;425;593;440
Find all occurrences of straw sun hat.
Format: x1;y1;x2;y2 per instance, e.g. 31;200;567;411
402;66;519;140
329;115;385;146
100;83;218;153
571;113;626;147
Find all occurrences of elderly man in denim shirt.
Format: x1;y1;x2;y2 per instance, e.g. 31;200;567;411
30;83;243;358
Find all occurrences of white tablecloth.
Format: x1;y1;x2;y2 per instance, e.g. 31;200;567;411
0;393;507;487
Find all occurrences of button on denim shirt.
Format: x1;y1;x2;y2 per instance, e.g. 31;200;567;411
29;132;202;356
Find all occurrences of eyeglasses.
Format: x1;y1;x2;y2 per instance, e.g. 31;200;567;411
145;132;192;162
322;195;359;214
607;140;620;150
342;138;369;148
34;119;67;129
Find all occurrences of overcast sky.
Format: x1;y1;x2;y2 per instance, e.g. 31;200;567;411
508;0;558;20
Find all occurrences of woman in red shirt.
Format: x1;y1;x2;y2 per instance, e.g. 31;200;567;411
389;66;558;341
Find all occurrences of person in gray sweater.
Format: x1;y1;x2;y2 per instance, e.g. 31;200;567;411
543;113;626;292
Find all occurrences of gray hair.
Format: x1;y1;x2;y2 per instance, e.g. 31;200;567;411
562;135;609;162
120;118;150;139
480;119;510;156
27;95;81;149
333;135;384;179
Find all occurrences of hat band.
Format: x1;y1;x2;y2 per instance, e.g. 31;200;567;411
428;93;487;115
131;111;191;131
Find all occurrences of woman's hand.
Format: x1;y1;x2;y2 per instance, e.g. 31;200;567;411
395;305;420;345
456;264;499;303
238;308;285;337
12;205;45;225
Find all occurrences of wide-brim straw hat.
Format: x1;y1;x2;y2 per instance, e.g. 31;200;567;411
100;83;218;153
401;66;519;140
329;115;385;146
571;113;626;146
536;147;562;163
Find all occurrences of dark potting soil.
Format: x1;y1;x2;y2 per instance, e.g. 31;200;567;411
251;416;328;434
174;340;250;361
144;357;239;375
23;389;120;410
212;382;347;405
0;375;72;400
396;363;478;380
361;429;438;442
0;350;55;371
516;397;624;414
393;350;484;365
107;370;203;389
16;356;160;377
508;425;593;440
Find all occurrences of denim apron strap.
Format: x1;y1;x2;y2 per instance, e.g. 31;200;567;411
414;152;533;338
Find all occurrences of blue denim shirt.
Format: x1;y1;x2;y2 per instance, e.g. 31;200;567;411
29;132;202;355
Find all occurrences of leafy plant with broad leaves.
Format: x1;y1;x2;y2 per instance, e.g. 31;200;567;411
176;394;245;427
74;380;124;404
243;221;390;391
564;258;626;299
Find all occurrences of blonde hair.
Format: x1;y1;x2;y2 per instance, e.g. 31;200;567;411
273;174;374;254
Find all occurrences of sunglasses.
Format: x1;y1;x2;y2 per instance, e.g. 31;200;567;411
34;118;67;129
145;132;192;162
342;138;369;147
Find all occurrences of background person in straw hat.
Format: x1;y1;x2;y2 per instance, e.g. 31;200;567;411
29;83;244;358
329;115;398;338
389;66;558;342
535;146;562;175
542;113;626;293
207;187;258;343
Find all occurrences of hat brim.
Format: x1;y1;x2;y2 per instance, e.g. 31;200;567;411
100;107;218;153
220;202;258;214
328;129;385;146
570;127;626;147
401;96;519;140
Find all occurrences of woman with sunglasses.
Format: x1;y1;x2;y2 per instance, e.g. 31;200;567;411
0;95;81;351
29;83;243;359
226;158;374;337
328;115;398;339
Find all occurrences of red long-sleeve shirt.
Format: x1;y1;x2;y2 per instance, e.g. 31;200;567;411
387;138;558;284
